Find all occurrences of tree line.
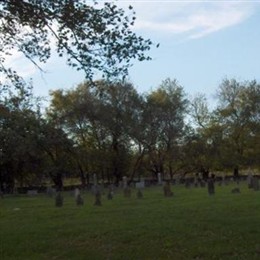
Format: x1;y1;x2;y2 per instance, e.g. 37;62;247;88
0;1;259;192
0;78;259;192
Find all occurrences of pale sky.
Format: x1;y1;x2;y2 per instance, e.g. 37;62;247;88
5;0;260;105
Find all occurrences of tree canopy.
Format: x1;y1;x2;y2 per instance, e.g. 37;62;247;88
0;0;153;88
0;77;260;191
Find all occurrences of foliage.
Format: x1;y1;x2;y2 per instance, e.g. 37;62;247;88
215;79;260;170
143;78;188;178
0;77;259;190
189;79;260;173
0;0;154;88
0;86;75;192
48;80;143;184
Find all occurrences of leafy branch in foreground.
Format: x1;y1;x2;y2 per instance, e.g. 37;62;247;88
0;0;154;87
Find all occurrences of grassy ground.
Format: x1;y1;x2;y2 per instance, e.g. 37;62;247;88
1;182;260;260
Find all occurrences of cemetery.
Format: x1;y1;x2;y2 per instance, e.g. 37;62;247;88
0;1;260;260
1;176;260;259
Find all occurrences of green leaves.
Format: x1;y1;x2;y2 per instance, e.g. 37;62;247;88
0;0;154;88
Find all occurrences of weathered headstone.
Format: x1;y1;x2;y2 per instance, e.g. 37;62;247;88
185;179;191;189
137;189;143;199
46;186;55;197
252;177;259;191
222;174;229;185
231;187;240;194
100;179;105;194
94;190;102;206
55;192;63;207
91;184;97;195
107;185;114;200
93;173;97;186
163;182;173;197
135;181;145;189
123;176;131;198
107;191;113;200
194;175;199;188
74;188;80;199
123;176;128;188
13;187;18;196
27;190;38;196
76;194;84;206
175;175;181;185
200;180;206;188
118;181;122;189
207;178;215;195
158;172;162;185
247;173;254;189
124;187;131;198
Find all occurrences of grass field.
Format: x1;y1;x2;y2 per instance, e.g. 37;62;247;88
1;182;260;259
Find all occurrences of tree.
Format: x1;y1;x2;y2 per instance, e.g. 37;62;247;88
96;81;143;183
187;94;218;174
143;78;188;179
190;93;210;130
0;86;45;192
0;84;76;192
48;80;143;184
215;79;260;171
0;1;154;88
37;120;75;191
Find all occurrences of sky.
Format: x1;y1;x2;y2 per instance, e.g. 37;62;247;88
4;0;260;105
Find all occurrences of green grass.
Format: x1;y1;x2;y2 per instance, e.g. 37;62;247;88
1;182;260;259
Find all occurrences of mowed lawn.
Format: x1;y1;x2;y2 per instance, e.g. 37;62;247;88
1;182;260;260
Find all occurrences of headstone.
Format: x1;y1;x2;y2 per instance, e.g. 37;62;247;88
107;185;114;200
207;178;215;195
194;175;199;188
118;181;123;188
55;192;63;207
123;176;128;189
91;184;101;195
135;181;145;189
93;173;97;186
46;186;55;197
74;188;80;199
252;177;260;191
200;180;206;188
163;182;173;197
158;172;162;185
123;176;131;198
124;187;131;198
222;174;228;185
231;188;240;194
94;190;102;206
247;173;254;189
27;190;38;196
175;176;181;185
76;194;84;206
137;189;143;199
100;179;105;194
185;179;191;189
107;190;113;200
13;187;18;196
